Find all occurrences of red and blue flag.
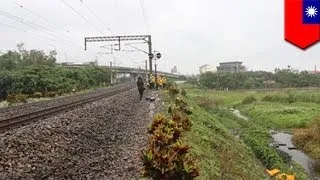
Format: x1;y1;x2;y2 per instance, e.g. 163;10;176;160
285;0;320;49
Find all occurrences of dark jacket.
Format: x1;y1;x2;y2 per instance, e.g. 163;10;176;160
137;78;145;91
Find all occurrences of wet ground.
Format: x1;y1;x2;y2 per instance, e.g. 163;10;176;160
272;132;320;180
231;108;320;179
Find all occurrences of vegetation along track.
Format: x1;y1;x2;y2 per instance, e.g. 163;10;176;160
0;84;136;133
0;86;125;120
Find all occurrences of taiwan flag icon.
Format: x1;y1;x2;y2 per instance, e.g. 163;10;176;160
285;0;320;49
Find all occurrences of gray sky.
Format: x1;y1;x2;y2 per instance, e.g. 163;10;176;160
0;0;319;74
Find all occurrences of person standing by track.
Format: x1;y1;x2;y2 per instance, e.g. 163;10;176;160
137;76;145;101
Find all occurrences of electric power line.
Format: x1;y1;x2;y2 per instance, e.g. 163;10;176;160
82;1;111;34
139;0;150;33
0;10;64;40
0;10;83;49
0;21;26;32
9;0;99;51
60;0;104;35
0;21;62;45
10;0;72;35
1;2;105;60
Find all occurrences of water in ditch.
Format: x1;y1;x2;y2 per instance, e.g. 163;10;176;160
272;132;319;179
231;109;319;179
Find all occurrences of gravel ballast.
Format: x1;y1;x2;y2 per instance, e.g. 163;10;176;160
0;84;134;121
0;88;154;179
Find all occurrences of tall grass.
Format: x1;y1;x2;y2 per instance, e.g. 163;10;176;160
293;116;320;160
261;91;320;104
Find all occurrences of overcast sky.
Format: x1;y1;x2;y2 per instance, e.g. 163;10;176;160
0;0;319;74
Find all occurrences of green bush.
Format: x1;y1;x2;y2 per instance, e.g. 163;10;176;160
198;69;320;90
242;95;257;104
0;65;111;100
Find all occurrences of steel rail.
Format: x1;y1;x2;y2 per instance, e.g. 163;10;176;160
0;85;135;133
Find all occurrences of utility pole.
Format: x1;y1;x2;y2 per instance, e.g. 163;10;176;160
153;50;162;89
110;61;113;84
155;61;158;89
145;60;148;83
148;35;153;78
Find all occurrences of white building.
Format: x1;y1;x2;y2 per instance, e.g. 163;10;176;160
199;64;216;74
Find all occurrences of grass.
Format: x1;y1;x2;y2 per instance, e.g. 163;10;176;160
177;84;314;179
239;101;320;129
160;88;269;179
293;116;320;174
183;97;269;179
187;95;309;179
183;84;320;130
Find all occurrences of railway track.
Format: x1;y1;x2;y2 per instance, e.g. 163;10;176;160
0;84;136;133
0;85;121;120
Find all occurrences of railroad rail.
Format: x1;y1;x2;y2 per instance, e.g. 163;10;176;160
0;84;136;133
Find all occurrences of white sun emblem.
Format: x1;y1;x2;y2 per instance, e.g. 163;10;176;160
305;6;318;17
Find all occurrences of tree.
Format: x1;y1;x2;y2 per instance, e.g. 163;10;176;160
0;44;57;70
197;69;320;90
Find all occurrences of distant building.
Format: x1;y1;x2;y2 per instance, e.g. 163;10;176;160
171;65;178;74
217;61;246;73
199;64;216;74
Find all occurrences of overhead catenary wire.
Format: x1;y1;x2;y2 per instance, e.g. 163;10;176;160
139;0;150;33
0;10;85;49
10;0;73;36
60;0;104;35
0;21;67;49
0;21;26;32
1;1;104;61
0;22;100;60
9;0;101;54
10;1;68;31
0;10;64;40
82;1;112;34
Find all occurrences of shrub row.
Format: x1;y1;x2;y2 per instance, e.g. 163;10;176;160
197;70;320;90
0;65;111;102
141;83;199;179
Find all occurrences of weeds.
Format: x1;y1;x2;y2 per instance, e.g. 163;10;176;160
242;95;257;104
7;93;28;104
194;96;221;110
293;115;320;172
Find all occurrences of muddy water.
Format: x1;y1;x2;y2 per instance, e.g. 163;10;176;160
272;133;315;174
231;109;320;179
